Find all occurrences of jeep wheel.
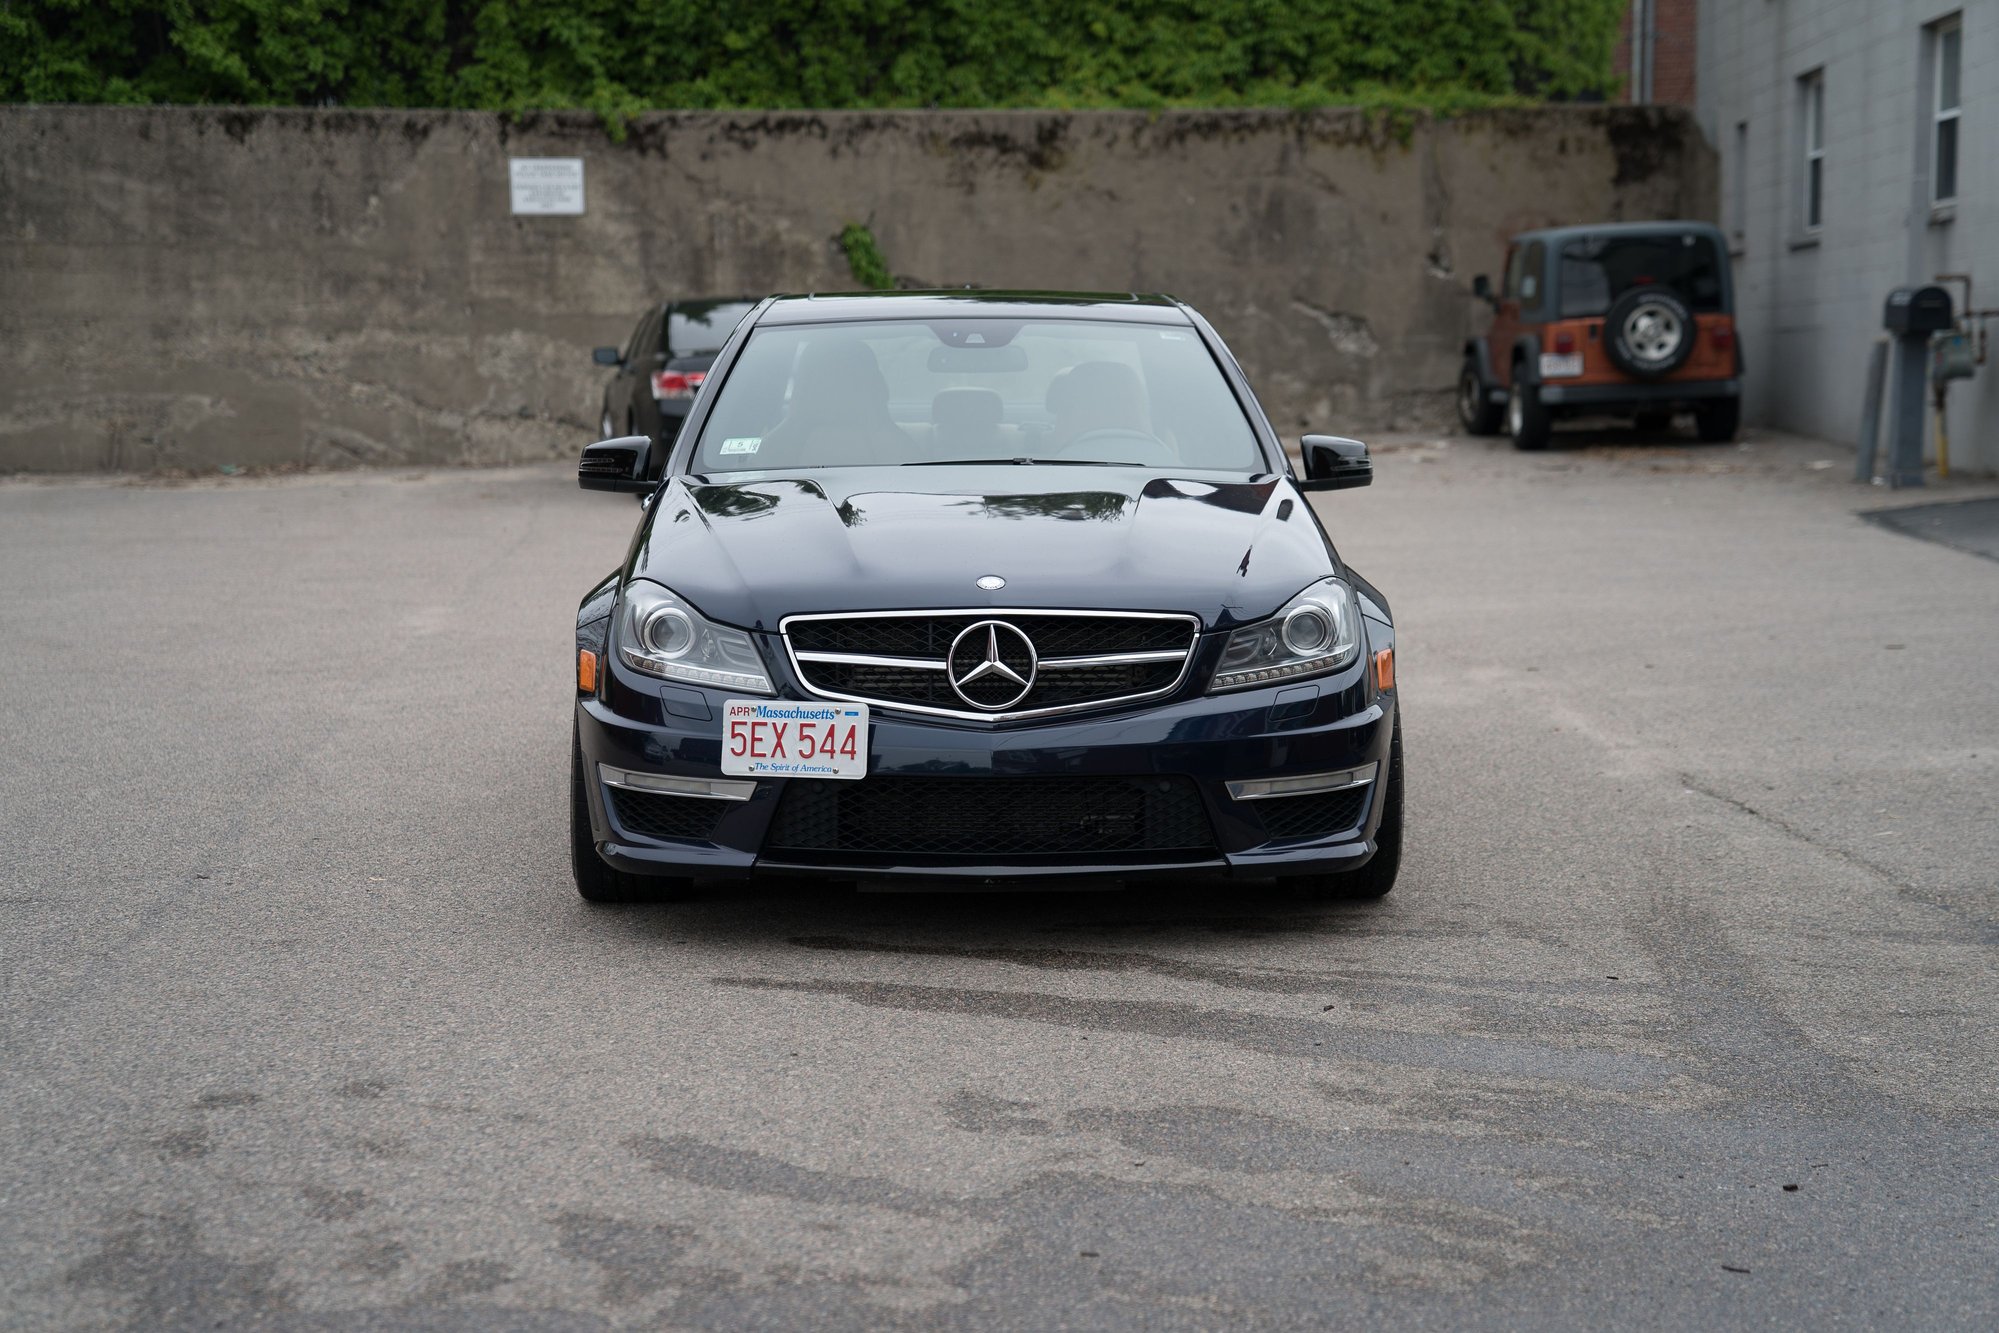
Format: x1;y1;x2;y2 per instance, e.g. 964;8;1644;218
1695;397;1741;443
1506;378;1551;451
1457;361;1503;436
1605;288;1695;379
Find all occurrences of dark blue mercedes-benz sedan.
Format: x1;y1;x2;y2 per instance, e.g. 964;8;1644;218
569;291;1401;902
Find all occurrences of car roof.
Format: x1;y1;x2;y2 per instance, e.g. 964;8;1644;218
661;296;759;313
754;290;1193;326
1507;220;1728;247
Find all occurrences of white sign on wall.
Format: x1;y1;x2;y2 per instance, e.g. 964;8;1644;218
508;158;585;215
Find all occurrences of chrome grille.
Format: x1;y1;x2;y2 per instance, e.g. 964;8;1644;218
782;609;1200;721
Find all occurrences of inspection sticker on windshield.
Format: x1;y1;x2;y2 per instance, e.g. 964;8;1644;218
719;437;762;455
722;700;868;779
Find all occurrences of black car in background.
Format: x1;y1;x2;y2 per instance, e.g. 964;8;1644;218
570;291;1403;906
593;298;758;475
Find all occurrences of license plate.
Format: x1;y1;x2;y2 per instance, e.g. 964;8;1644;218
721;700;868;779
1539;352;1583;379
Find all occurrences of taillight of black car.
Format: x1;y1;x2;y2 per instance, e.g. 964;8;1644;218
651;370;705;400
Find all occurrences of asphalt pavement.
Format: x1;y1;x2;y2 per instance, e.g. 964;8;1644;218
3;428;1996;1330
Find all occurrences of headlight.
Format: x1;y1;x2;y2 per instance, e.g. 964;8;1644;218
1209;577;1361;692
616;581;772;694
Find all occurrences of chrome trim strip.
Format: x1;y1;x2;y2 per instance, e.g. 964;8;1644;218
778;608;1201;724
784;606;1202;623
795;648;1188;671
1226;764;1377;802
598;763;757;802
1040;649;1189;668
794;650;950;671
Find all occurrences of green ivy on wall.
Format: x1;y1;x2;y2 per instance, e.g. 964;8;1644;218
2;2;1627;116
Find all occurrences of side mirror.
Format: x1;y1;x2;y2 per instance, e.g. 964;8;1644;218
1471;274;1493;303
1298;435;1372;492
578;435;653;493
592;346;623;367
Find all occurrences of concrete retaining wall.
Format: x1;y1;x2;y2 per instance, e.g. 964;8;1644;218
0;105;1715;472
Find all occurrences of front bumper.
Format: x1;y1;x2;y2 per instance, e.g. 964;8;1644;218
576;653;1395;884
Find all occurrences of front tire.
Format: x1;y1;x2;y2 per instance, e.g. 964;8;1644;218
1458;360;1503;435
571;727;693;905
1292;718;1403;901
1507;376;1551;451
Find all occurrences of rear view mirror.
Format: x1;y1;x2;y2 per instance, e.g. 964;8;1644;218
1471;274;1493;303
1298;435;1372;492
578;435;653;493
592;346;622;367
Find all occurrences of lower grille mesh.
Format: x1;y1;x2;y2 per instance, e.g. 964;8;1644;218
764;776;1216;858
608;787;729;842
1254;786;1370;841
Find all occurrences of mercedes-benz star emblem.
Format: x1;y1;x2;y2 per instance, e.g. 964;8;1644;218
947;620;1038;711
976;575;1006;591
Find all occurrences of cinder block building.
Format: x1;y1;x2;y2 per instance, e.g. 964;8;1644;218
1696;2;1996;475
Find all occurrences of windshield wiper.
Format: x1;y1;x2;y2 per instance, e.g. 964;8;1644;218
904;457;1139;467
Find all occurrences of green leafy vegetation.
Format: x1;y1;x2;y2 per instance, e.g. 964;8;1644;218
2;2;1626;115
838;224;895;291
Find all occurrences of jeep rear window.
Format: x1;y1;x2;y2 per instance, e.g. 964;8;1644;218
1558;234;1725;318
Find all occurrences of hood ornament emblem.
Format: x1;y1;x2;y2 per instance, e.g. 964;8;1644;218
976;575;1006;591
947;621;1038;711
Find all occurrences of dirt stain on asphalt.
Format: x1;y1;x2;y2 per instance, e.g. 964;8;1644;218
66;1210;296;1330
300;1184;370;1222
194;1090;261;1109
151;1126;210;1161
711;976;1674;1091
627;1133;954;1218
940;1092;1054;1136
554;1211;709;1305
791;935;1335;993
410;1256;513;1304
338;1232;410;1278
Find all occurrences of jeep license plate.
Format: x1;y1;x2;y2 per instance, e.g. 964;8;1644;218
1539;352;1583;379
722;700;868;779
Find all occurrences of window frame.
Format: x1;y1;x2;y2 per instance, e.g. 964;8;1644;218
1800;69;1826;235
1932;15;1962;206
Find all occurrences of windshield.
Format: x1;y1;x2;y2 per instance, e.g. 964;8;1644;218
1558;233;1726;318
688;318;1263;472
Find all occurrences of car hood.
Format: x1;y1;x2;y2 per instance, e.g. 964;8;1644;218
630;466;1338;631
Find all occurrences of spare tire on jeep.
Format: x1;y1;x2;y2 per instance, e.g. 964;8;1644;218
1604;287;1695;379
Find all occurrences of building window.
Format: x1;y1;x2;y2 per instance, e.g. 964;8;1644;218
1731;121;1749;249
1800;71;1825;232
1933;17;1962;204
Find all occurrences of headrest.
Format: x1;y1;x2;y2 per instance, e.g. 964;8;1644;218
931;387;1004;430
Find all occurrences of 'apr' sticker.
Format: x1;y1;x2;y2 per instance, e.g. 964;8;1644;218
719;437;762;455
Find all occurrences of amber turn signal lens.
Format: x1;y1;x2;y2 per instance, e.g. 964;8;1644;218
1373;647;1394;691
577;649;598;694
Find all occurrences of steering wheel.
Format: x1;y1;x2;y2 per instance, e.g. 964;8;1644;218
1057;428;1175;466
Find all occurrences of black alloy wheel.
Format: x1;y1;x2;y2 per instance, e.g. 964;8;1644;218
1506;374;1551;451
1458;360;1504;435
